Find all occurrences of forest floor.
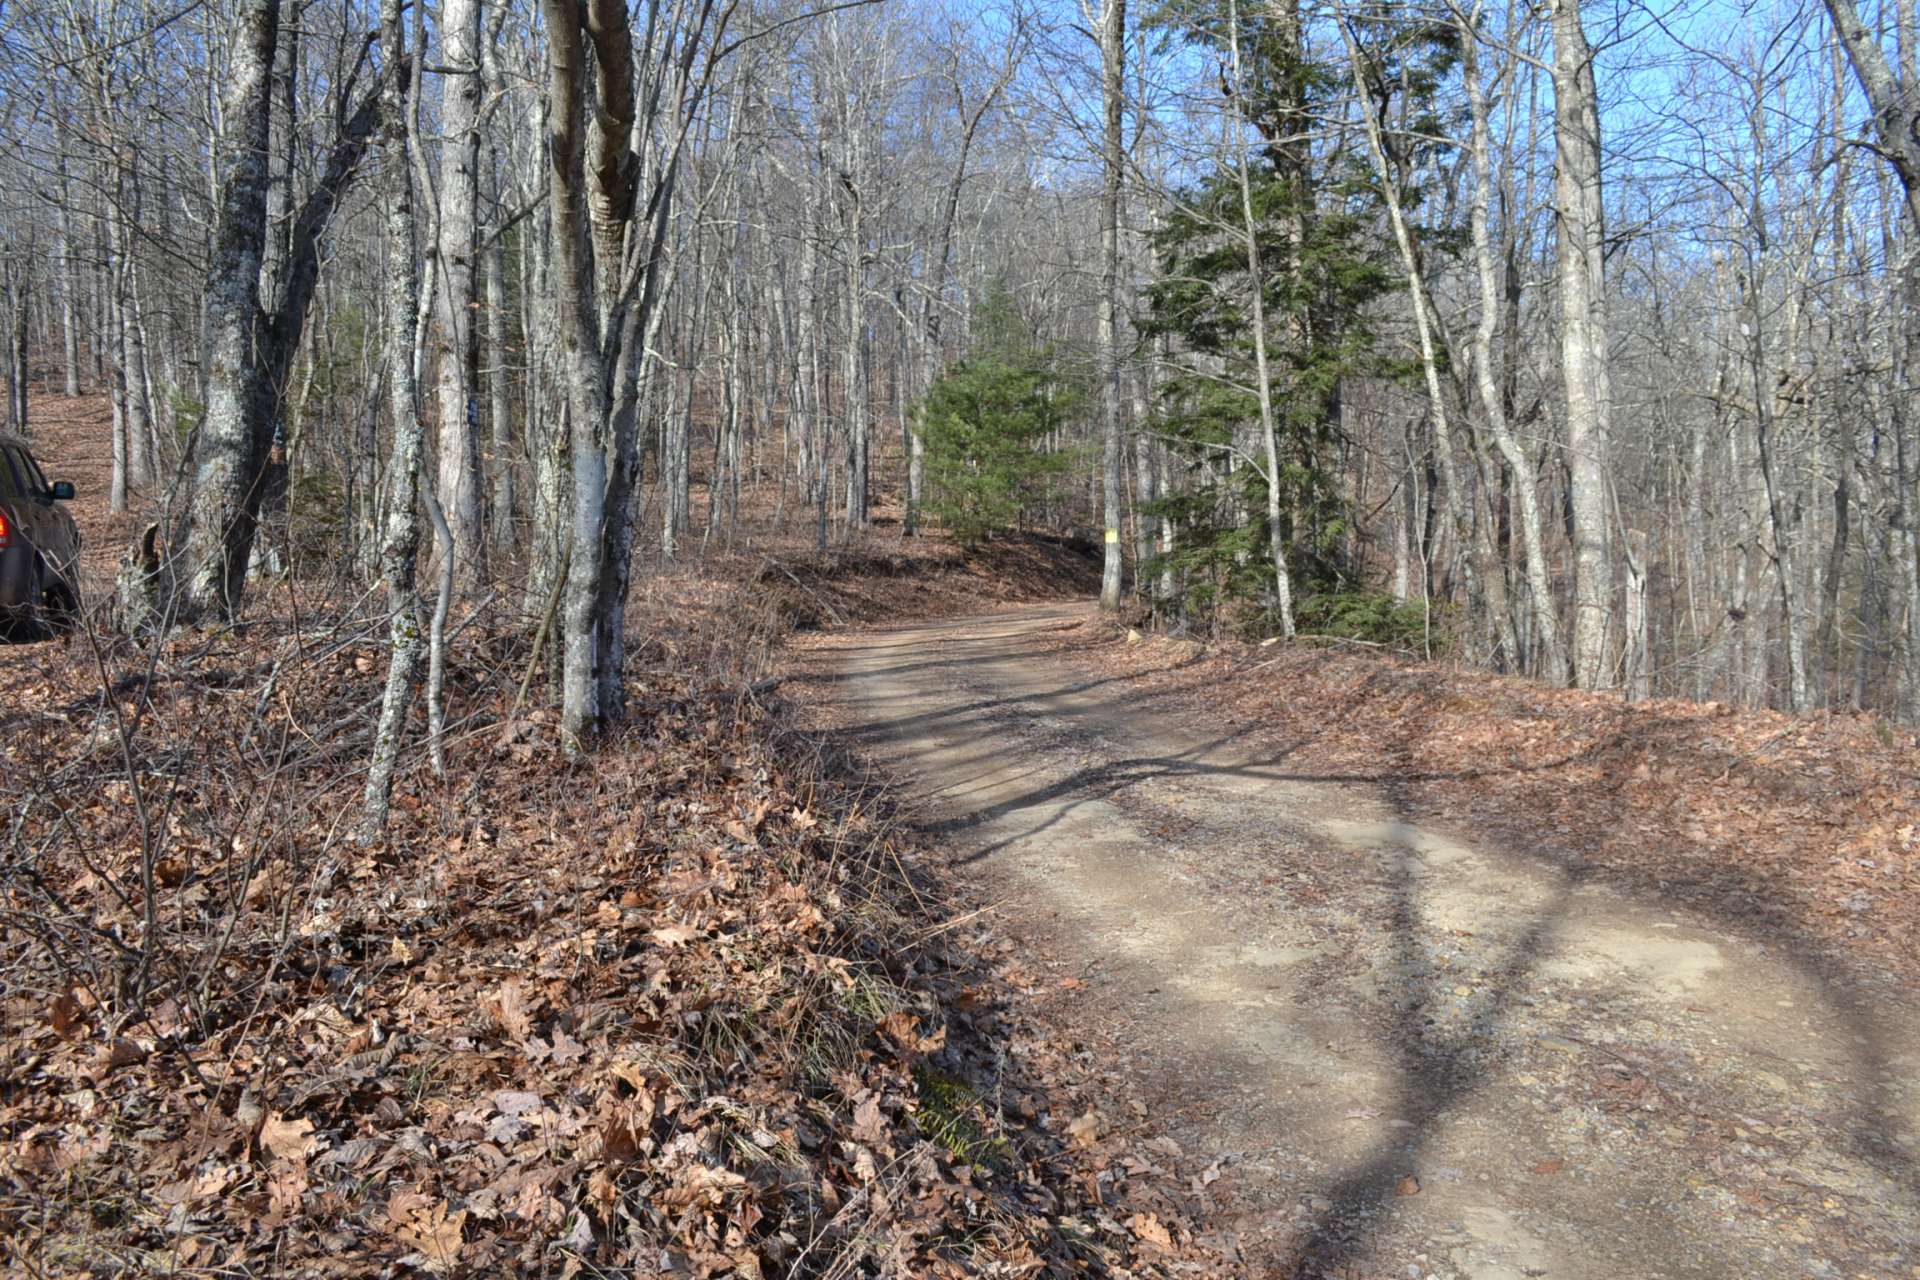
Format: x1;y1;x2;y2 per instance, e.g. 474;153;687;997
9;392;1920;1278
793;604;1920;1280
2;396;1220;1278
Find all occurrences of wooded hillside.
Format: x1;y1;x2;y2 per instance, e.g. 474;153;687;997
0;0;1915;730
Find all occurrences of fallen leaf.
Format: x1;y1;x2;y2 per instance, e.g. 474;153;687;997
1394;1174;1421;1197
549;1026;587;1064
49;991;84;1037
260;1112;319;1163
851;1095;888;1146
94;1037;146;1076
1531;1157;1565;1176
486;980;534;1041
650;924;699;947
395;1199;466;1274
1066;1110;1101;1147
1127;1212;1173;1248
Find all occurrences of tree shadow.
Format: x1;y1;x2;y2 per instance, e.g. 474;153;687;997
817;612;1920;1274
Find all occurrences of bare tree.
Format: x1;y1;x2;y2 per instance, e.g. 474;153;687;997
362;0;427;841
178;0;281;615
434;0;487;585
1550;0;1617;689
1095;0;1126;611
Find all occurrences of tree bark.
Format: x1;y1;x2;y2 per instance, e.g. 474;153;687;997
362;0;427;842
181;0;281;615
1462;14;1569;682
486;211;516;550
1231;0;1296;633
1097;0;1127;610
1550;0;1617;689
180;3;382;616
435;0;487;585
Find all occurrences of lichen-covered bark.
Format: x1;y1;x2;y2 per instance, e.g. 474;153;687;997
435;0;486;585
361;0;426;842
181;0;280;616
181;0;381;617
543;0;611;747
1551;0;1617;690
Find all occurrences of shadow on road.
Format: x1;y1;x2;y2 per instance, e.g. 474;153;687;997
820;612;1920;1276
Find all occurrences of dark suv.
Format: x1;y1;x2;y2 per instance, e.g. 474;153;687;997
0;433;80;638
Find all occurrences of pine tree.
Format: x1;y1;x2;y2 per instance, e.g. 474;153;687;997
1142;0;1456;635
921;288;1083;546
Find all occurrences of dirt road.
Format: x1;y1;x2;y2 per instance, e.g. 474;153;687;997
816;603;1920;1279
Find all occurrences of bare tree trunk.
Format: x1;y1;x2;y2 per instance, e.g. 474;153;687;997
1339;12;1516;663
173;1;382;617
1462;13;1569;682
843;182;869;529
486;214;515;550
362;0;426;842
1229;0;1295;633
1551;0;1617;689
54;142;81;398
1823;0;1920;718
110;158;155;490
10;272;26;434
124;252;156;487
1825;0;1920;229
181;0;280;616
435;0;486;585
543;0;611;745
1622;527;1651;699
1097;0;1126;610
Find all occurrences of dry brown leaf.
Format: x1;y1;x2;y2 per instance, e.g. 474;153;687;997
549;1026;587;1064
851;1095;888;1146
650;923;699;947
1066;1110;1101;1147
487;980;534;1041
49;990;83;1037
260;1111;319;1163
94;1037;146;1076
395;1199;467;1274
1128;1212;1174;1248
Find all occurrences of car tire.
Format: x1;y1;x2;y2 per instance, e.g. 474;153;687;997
44;569;79;635
3;556;44;642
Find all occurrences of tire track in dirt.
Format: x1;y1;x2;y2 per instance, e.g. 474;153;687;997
818;603;1920;1279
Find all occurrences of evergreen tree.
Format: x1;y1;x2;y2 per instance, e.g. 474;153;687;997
1142;1;1458;634
920;288;1083;546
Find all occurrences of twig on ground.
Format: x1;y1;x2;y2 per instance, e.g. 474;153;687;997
761;555;846;626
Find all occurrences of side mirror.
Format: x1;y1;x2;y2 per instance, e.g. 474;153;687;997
50;481;74;501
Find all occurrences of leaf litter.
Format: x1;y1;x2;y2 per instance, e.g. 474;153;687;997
0;529;1218;1276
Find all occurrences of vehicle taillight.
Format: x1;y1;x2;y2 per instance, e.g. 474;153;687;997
0;510;10;548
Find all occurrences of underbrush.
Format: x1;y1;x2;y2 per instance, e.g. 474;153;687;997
1;561;1191;1277
751;533;1100;632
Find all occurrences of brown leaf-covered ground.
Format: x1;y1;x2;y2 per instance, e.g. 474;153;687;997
10;392;1918;1278
1046;620;1920;985
1;399;1210;1277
